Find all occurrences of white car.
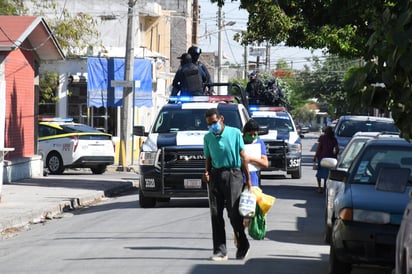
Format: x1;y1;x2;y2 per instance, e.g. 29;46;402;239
38;118;115;174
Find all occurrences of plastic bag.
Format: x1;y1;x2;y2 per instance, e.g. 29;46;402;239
251;187;276;215
239;190;256;218
248;204;266;240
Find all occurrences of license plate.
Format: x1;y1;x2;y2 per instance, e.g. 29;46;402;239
184;179;201;189
144;178;155;188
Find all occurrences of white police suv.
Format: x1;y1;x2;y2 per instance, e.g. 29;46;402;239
250;106;302;179
38;118;115;174
135;94;251;208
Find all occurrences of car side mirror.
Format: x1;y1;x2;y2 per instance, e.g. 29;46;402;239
133;126;147;136
329;169;348;183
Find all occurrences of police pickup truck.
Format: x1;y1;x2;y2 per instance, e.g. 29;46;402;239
250;106;302;179
134;84;250;208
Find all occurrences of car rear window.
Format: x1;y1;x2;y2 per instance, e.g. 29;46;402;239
61;124;103;133
336;120;399;137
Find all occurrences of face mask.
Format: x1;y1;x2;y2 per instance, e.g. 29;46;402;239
208;122;221;134
244;133;258;143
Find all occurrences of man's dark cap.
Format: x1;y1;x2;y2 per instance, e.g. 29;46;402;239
177;53;192;64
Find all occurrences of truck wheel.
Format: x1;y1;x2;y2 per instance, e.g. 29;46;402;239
91;165;107;174
139;191;156;208
46;152;65;175
291;165;302;179
329;237;351;274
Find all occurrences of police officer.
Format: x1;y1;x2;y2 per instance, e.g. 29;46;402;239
188;46;213;94
245;71;265;103
171;53;204;96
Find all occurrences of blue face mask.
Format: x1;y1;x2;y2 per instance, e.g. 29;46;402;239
208;122;222;134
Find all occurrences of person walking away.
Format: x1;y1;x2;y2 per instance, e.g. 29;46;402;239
245;71;265;104
188;46;213;94
313;126;339;193
203;108;252;261
171;53;204;96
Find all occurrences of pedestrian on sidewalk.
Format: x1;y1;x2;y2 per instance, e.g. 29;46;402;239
202;108;251;261
313;126;339;193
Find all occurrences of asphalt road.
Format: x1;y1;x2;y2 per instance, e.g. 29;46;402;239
0;134;393;274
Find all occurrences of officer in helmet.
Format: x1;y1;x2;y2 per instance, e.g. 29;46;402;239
188;46;213;94
245;71;265;103
171;53;204;96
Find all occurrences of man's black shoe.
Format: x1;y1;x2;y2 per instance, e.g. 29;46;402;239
236;244;250;260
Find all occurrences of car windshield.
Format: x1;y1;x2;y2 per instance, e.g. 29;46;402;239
336;120;399;137
152;109;242;133
351;146;412;184
253;116;294;132
338;139;369;169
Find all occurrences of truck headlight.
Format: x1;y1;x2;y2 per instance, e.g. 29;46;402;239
288;143;302;153
139;151;158;166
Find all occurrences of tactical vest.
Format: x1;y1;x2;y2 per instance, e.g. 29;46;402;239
181;63;203;94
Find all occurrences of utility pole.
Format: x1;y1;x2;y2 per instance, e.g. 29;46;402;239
192;0;199;45
119;0;137;170
265;43;271;73
217;6;223;87
244;45;248;79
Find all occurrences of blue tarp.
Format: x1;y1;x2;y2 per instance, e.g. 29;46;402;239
87;57;153;108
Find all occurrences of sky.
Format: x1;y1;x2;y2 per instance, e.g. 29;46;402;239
198;0;325;70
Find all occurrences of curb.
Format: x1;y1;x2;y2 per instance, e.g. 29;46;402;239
0;180;137;238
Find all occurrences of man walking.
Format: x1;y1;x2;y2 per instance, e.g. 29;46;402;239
203;108;252;261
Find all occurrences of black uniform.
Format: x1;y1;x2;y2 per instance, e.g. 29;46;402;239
171;53;204;96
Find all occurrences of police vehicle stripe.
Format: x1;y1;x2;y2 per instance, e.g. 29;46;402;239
156;131;206;147
156;132;177;147
276;131;290;141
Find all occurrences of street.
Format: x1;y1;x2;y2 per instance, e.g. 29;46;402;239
0;135;393;274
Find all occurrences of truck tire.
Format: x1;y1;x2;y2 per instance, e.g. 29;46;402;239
291;164;302;179
139;190;156;208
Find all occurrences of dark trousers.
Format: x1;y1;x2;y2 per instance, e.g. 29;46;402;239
208;168;248;255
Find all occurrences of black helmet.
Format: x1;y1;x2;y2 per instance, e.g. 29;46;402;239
188;46;201;62
188;46;202;56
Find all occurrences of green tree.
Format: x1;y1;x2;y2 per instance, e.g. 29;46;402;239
212;0;412;138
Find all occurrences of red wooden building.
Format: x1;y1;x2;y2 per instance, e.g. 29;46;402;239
0;16;64;183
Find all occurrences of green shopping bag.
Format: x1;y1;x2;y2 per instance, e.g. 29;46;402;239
248;204;266;240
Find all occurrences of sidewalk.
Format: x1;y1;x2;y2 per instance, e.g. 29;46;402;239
0;170;139;238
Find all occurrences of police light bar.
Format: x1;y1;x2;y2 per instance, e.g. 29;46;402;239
169;95;236;103
38;117;74;122
249;106;286;112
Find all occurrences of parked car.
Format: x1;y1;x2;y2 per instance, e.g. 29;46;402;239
394;190;412;274
334;115;399;151
38;118;115;174
297;123;311;136
323;132;385;244
321;133;412;273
